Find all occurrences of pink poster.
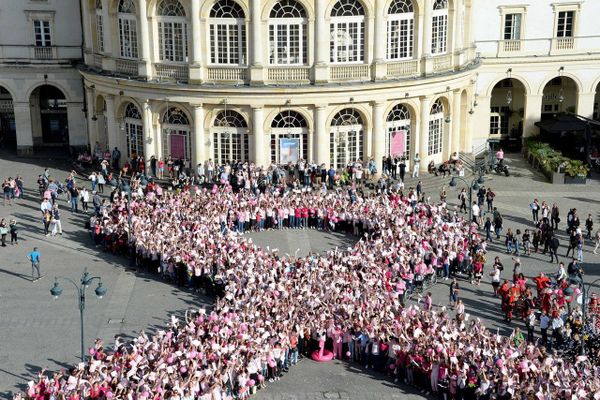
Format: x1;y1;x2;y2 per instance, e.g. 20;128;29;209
170;134;186;159
390;130;406;156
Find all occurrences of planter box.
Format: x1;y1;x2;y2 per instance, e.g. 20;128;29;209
551;172;565;185
564;175;586;184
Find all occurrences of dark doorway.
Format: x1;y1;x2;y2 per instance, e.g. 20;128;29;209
32;84;69;146
0;86;15;148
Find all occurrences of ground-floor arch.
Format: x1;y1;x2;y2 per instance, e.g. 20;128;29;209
29;84;69;147
0;86;15;148
489;78;526;145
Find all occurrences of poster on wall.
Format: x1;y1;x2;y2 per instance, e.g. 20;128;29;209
390;130;406;156
280;138;300;164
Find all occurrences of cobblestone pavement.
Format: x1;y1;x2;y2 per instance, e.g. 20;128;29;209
0;151;599;399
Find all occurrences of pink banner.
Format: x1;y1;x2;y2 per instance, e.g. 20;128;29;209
390;130;406;156
170;134;186;159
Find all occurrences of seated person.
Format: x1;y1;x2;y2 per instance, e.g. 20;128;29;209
449;152;459;164
427;160;437;175
438;162;451;177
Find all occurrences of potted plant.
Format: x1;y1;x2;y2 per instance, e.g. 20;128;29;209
563;160;589;184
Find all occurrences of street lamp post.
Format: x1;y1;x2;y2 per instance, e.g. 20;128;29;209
50;269;107;361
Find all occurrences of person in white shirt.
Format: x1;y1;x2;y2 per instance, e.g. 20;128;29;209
471;202;481;227
412;153;421;178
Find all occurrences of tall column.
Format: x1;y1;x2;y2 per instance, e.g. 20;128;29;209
373;0;386;80
422;0;433;74
100;0;115;71
189;0;204;83
142;100;155;166
372;101;385;176
451;90;461;155
192;104;205;166
577;92;596;120
13;102;34;155
81;0;93;64
314;0;329;83
67;103;87;148
101;0;112;55
85;88;97;148
422;0;433;56
314;105;329;166
419;96;431;170
105;95;118;151
250;0;265;84
523;94;543;138
138;0;151;77
252;106;266;167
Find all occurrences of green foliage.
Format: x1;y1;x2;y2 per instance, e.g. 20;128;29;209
524;139;589;177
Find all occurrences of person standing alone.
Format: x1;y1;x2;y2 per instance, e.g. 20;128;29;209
27;247;41;281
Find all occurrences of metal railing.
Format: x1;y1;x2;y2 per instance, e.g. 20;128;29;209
116;59;138;76
33;46;53;60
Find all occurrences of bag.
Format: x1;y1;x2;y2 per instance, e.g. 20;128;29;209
0;227;8;235
556;217;561;223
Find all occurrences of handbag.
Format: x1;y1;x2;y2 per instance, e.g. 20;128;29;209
0;227;8;235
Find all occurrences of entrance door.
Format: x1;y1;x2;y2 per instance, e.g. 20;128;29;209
170;134;186;159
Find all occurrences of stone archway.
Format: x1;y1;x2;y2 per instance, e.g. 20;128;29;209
489;78;526;143
29;84;69;147
0;85;15;149
540;76;578;120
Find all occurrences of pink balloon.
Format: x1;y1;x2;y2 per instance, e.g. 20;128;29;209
89;348;96;356
274;290;280;297
212;325;219;333
257;374;264;382
346;351;351;357
180;367;187;373
247;379;256;387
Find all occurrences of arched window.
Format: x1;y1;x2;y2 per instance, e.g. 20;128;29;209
387;0;414;60
95;0;104;52
157;0;188;62
212;110;249;164
330;108;363;168
162;106;191;160
330;0;365;63
386;104;412;161
118;0;138;59
428;99;444;155
209;0;247;65
270;110;308;164
124;102;143;157
431;0;448;55
268;0;308;65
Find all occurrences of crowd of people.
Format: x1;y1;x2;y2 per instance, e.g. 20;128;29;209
18;166;600;400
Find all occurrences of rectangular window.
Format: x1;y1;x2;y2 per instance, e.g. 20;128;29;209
34;20;51;47
159;21;187;62
330;20;364;63
504;13;522;40
210;23;245;65
489;107;509;135
428;119;443;155
95;15;104;51
431;15;448;55
387;17;414;60
557;11;574;37
119;17;138;58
